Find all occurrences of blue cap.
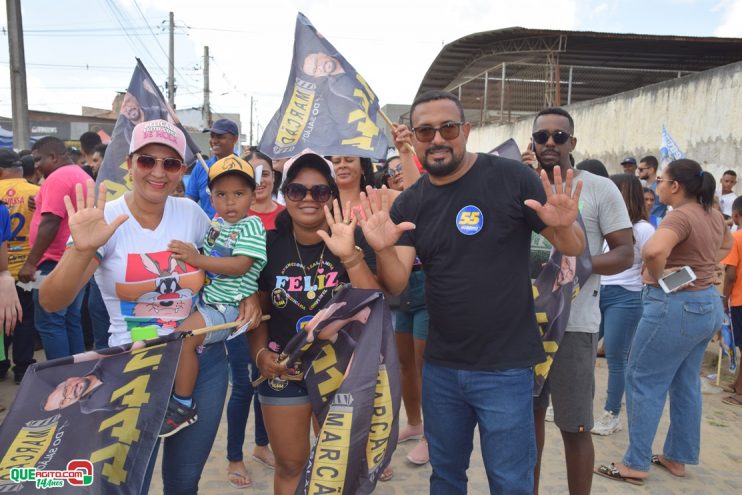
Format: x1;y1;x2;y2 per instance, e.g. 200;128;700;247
621;157;637;165
203;118;238;136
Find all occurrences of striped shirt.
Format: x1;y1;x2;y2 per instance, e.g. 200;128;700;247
202;216;267;304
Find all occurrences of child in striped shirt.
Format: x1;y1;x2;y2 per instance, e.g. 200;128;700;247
160;156;267;437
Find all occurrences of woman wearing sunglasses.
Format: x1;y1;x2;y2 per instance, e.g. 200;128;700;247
382;156;405;192
38;120;259;494
247;150;382;495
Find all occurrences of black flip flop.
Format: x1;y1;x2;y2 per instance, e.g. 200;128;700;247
594;463;645;486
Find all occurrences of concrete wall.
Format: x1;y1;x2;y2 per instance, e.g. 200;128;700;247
468;62;742;185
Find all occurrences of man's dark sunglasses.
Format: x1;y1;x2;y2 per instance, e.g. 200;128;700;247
531;130;571;145
411;122;464;142
285;183;332;202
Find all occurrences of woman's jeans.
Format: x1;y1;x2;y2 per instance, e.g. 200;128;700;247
599;285;643;414
226;334;268;461
623;285;722;471
140;342;229;494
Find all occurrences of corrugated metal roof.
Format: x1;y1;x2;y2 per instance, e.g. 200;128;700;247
416;27;742;120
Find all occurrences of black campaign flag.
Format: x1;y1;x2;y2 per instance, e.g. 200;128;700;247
97;59;201;201
259;13;389;160
282;288;400;495
0;335;181;494
531;215;592;395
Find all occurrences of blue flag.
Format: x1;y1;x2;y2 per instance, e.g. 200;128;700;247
259;13;389;160
722;313;737;372
659;125;684;169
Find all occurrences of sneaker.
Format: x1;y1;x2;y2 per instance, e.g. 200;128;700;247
159;398;198;438
592;410;622;436
398;423;423;443
406;438;429;465
545;405;554;422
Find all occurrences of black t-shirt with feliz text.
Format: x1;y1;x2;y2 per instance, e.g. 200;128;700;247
258;228;376;352
390;153;548;371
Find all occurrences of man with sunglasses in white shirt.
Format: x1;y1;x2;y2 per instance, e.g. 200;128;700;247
528;107;633;495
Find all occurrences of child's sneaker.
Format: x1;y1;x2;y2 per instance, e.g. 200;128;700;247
159;397;198;438
591;410;622;436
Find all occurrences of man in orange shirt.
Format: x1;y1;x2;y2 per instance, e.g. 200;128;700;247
0;149;40;383
722;195;742;406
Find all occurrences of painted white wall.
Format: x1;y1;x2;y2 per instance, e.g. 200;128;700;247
469;62;742;190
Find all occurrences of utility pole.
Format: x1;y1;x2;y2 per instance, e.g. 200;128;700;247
6;0;30;149
202;46;211;128
167;11;175;108
249;96;254;146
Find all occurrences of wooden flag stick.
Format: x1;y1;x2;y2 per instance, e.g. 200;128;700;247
379;109;416;156
717;345;723;387
188;315;270;337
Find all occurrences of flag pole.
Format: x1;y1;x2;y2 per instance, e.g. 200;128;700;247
161;108;210;176
717;345;723;387
188;315;270;337
379;109;416;156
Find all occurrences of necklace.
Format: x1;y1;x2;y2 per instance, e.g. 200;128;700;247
293;232;326;300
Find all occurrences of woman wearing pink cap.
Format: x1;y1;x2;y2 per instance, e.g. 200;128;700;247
39;119;257;493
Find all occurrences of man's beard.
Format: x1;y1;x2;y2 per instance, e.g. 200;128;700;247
421;145;464;177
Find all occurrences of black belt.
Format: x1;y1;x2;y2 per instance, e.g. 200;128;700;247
412;265;423;272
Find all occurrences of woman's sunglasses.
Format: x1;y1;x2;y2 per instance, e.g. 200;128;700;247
531;130;571;145
385;164;403;177
134;154;184;173
285;183;332;202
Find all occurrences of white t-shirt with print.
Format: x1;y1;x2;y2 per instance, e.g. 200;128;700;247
93;196;210;346
601;220;655;291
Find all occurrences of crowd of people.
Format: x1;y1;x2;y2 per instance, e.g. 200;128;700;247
0;90;740;495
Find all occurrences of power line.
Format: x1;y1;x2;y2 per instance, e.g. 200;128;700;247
129;2;199;96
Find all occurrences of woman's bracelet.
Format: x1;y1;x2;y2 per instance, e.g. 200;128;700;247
341;246;364;270
255;347;269;364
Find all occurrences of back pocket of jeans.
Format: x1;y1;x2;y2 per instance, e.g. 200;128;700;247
680;301;714;337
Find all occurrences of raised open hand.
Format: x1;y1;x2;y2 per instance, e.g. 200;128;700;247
524;166;582;229
63;179;129;252
357;186;415;252
317;199;358;259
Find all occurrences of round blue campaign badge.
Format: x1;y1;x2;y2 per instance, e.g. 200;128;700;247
456;205;484;235
296;315;314;333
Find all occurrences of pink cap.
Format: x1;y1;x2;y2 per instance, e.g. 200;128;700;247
129;119;187;160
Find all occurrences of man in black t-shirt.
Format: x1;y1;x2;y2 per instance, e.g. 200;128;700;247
358;91;586;495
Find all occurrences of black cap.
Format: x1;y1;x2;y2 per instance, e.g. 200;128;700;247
621;157;637;165
0;149;22;168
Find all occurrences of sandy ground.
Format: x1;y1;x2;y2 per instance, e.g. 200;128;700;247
1;343;740;494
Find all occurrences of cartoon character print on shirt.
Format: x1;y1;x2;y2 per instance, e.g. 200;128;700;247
203;218;239;281
114;251;204;333
271;258;340;312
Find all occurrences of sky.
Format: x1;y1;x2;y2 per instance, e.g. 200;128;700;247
1;0;741;145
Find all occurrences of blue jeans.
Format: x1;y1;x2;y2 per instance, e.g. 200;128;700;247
140;342;229;494
88;277;111;350
226;335;268;461
623;285;722;471
599;285;643;414
33;260;85;360
422;363;535;495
